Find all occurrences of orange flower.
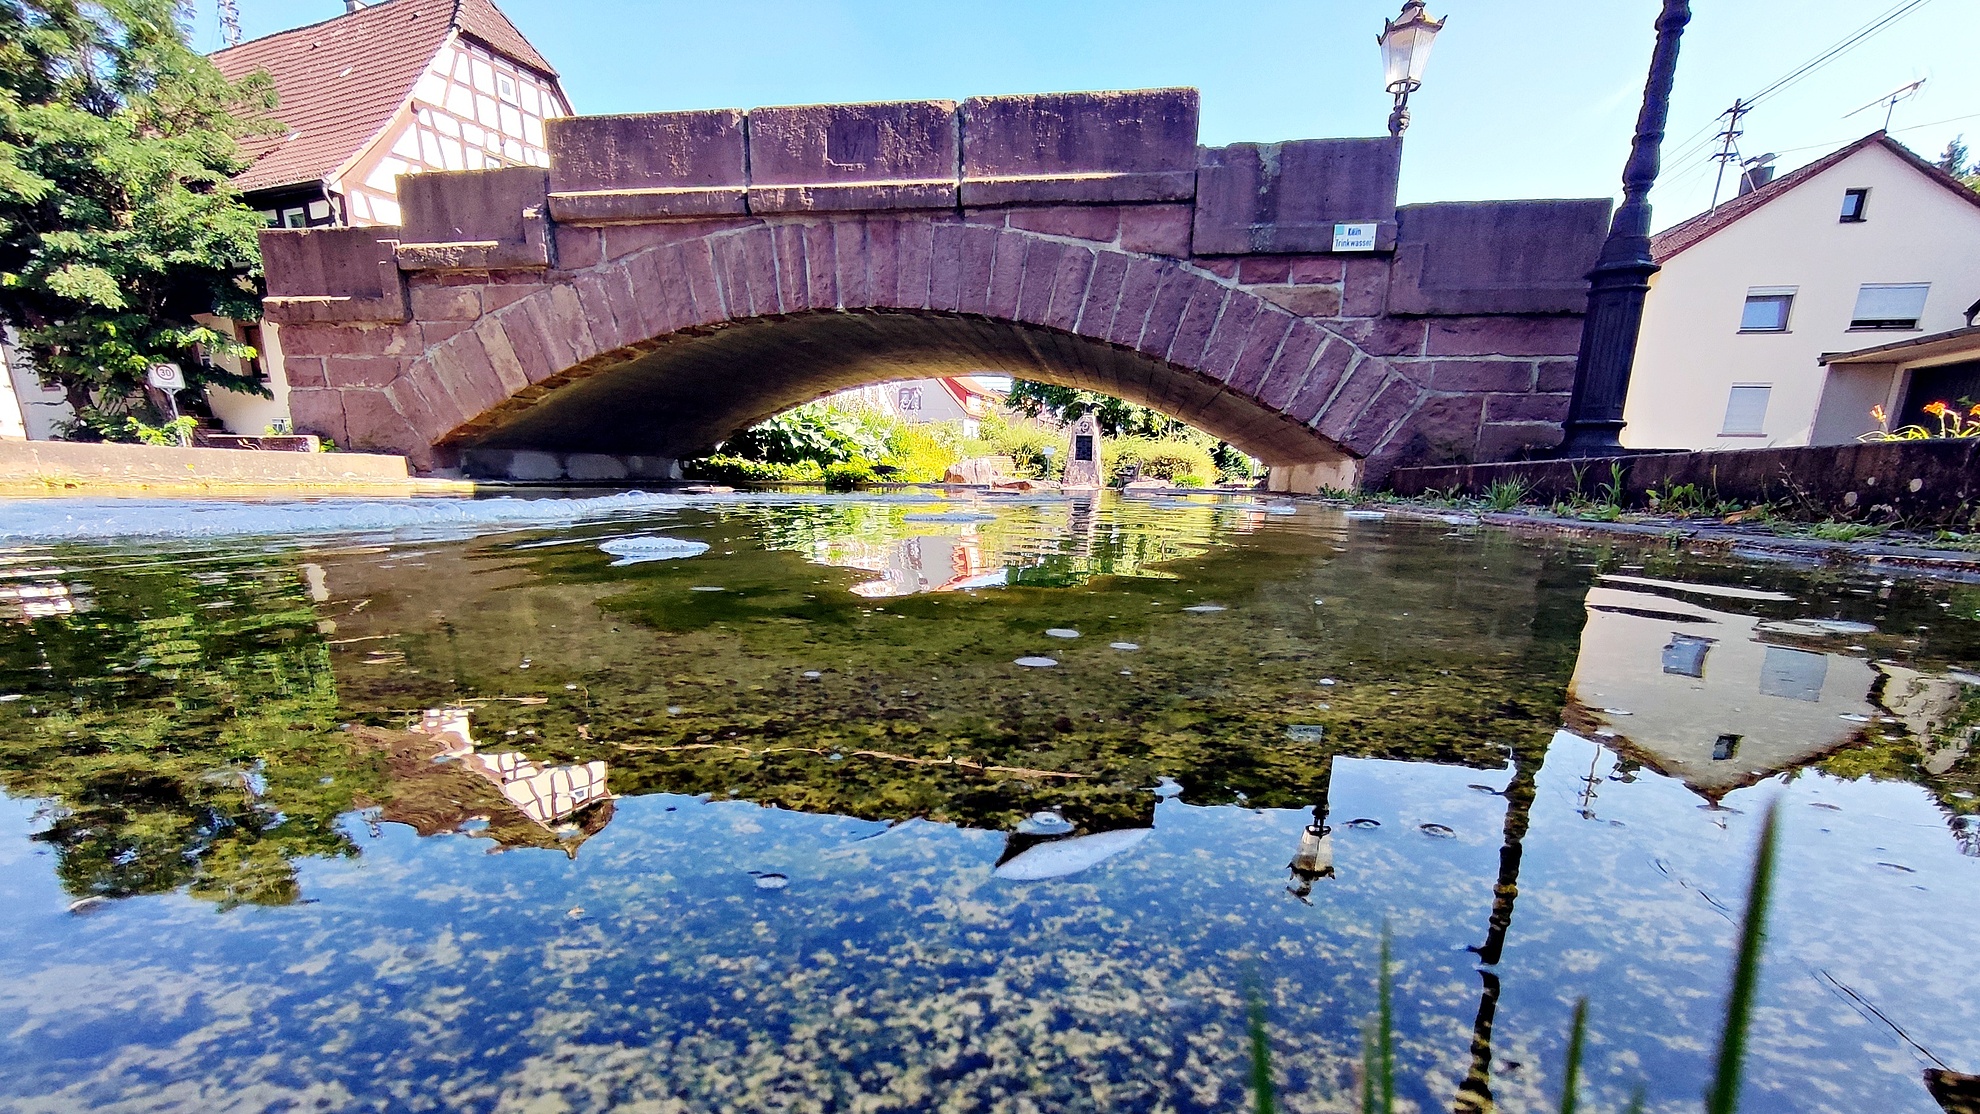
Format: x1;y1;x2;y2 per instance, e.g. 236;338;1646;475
1925;400;1950;417
1969;404;1980;417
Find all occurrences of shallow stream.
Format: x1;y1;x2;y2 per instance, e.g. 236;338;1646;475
0;491;1975;1113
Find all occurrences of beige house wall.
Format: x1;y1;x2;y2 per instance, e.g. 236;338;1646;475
202;317;291;437
1624;143;1980;450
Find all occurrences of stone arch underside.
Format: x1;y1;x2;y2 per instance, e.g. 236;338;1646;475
456;310;1356;468
396;220;1384;485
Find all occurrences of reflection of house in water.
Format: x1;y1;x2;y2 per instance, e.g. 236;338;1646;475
354;708;615;857
1567;576;1979;799
0;570;92;622
817;531;1003;598
792;498;1270;597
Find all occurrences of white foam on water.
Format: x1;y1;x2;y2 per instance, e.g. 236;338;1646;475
0;491;706;545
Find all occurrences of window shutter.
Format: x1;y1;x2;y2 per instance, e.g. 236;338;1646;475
1721;385;1770;435
1852;283;1930;325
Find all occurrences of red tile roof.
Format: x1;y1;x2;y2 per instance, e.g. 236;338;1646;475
1651;132;1980;263
213;0;558;196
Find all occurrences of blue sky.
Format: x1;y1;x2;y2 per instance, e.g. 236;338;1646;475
196;1;1980;230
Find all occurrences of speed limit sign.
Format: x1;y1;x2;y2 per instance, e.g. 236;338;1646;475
146;363;185;391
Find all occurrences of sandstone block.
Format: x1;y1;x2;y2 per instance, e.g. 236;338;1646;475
1043;244;1096;332
1426;316;1585;357
323;355;404;389
287;388;348;445
1252;284;1343;318
1225;315;1294;394
1193;138;1401;255
747;100;959;212
283;357;327;390
1117;205;1193;257
1477;421;1565;461
550;110;747;195
1004;206;1122;244
1076;251;1131;336
410;283;482;322
1340;257;1390;317
960;89;1198;206
1485;391;1570;423
1426;359;1534;393
1255;323;1327;410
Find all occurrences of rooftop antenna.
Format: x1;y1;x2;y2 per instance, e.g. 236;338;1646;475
1844;77;1927;131
1708;98;1752;210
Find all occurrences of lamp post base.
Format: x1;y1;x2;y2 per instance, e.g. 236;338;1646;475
1555;422;1627;458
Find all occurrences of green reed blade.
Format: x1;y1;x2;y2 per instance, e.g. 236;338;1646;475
1378;930;1396;1114
1707;800;1780;1114
1247;975;1275;1114
1559;998;1588;1114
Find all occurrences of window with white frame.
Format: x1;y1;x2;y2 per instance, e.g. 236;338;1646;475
898;386;923;412
1721;384;1770;436
1851;282;1929;330
1739;286;1795;332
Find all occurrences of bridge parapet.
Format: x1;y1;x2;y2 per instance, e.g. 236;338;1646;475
261;87;1612;488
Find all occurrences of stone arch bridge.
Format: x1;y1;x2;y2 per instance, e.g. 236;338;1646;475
261;88;1610;489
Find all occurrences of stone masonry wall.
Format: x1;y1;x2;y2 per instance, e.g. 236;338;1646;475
261;88;1611;489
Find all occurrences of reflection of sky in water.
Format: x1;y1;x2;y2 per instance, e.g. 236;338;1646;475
0;496;1976;1112
2;743;1974;1112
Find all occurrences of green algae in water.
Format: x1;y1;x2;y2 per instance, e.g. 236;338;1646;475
0;494;1976;1112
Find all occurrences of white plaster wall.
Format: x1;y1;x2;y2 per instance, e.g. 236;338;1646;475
0;364;26;439
2;329;72;439
1625;142;1980;450
201;317;290;435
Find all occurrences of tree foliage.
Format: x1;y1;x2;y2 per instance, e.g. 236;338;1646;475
1004;380;1187;439
1937;135;1970;178
0;0;278;435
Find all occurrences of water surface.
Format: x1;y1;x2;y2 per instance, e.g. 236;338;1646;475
0;492;1975;1113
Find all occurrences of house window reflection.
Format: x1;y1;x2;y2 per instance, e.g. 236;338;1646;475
1661;633;1715;677
1759;645;1827;702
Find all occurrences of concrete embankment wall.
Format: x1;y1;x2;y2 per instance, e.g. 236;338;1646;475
0;439;463;495
1385;440;1980;525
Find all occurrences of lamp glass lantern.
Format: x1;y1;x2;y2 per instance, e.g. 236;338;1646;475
1379;1;1445;95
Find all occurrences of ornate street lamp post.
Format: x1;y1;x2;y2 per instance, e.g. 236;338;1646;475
1378;2;1445;137
1559;0;1693;456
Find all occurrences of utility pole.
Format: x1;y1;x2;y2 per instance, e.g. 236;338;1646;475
1558;0;1692;458
1708;99;1750;210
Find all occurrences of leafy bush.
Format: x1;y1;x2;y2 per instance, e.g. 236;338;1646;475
881;421;964;483
1104;436;1217;486
725;405;884;466
822;460;878;490
961;415;1063;479
683;455;824;484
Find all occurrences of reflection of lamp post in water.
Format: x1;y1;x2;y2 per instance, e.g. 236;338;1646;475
1287;759;1335;902
1453;745;1541;1114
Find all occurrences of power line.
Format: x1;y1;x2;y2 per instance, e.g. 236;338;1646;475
1654;0;1939;196
1744;0;1937;110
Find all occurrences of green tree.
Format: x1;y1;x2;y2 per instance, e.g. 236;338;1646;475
0;0;277;438
1938;134;1970;179
1004;380;1188;438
